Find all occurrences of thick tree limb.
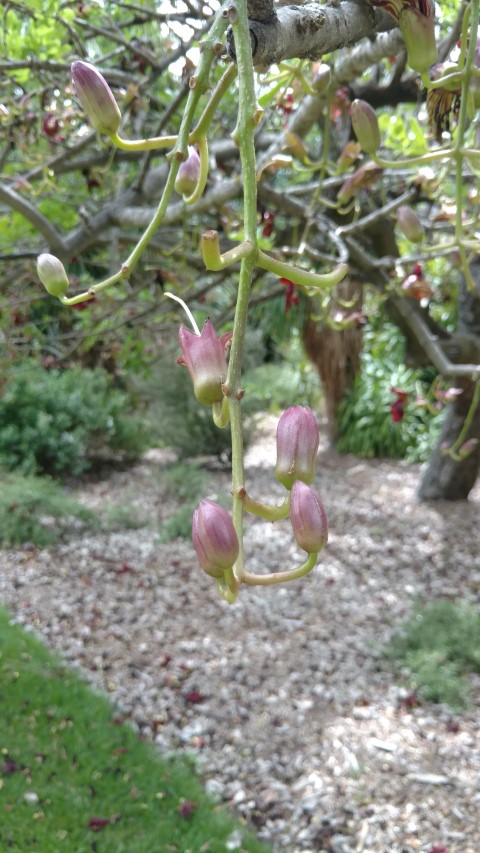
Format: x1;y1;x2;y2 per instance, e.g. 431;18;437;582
228;2;394;66
0;184;66;257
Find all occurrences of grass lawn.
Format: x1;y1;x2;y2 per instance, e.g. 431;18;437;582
0;607;271;853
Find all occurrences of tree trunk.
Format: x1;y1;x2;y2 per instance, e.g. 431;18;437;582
302;278;363;439
418;377;480;500
419;260;480;500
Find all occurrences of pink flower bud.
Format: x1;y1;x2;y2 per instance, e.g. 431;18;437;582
192;499;239;578
36;253;69;297
175;147;201;196
71;60;122;136
351;100;381;154
275;406;319;491
290;481;328;554
396;206;424;243
178;319;232;406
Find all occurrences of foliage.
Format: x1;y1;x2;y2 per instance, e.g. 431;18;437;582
336;322;444;462
0;363;148;477
0;607;271;853
243;332;321;413
385;599;480;708
0;471;93;547
158;461;210;543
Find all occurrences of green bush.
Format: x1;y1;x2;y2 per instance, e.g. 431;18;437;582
385;599;480;707
336;322;444;461
148;357;235;460
0;363;148;477
0;471;93;547
158;461;209;542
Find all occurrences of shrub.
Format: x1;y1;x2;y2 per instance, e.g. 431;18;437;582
385;599;480;707
0;363;148;477
336;322;444;462
0;471;93;547
148;357;235;460
158;461;209;543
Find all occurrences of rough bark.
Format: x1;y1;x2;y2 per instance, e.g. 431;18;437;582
227;2;396;66
418;261;480;500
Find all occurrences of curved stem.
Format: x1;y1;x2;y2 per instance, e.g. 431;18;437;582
242;551;318;586
183;136;210;205
238;489;290;521
257;249;348;289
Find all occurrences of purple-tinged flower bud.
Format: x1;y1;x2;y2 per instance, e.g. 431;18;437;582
71;60;122;136
351;100;381;154
290;481;328;554
36;253;69;297
175;147;201;196
178;319;232;405
192;499;239;578
396;206;424;243
275;405;319;491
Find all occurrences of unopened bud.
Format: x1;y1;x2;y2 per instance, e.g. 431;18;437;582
312;64;331;94
36;253;69;297
290;481;328;554
192;499;239;578
399;3;437;73
175;147;201;197
178;319;232;406
396;206;424;243
275;406;319;491
71;60;122;136
351;100;381;154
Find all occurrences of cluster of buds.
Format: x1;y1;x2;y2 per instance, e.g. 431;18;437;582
189;384;328;594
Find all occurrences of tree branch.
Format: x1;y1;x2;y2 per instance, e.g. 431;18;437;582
0;184;66;257
228;2;395;66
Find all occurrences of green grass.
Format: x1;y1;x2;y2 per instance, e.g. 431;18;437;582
385;599;480;708
0;608;271;853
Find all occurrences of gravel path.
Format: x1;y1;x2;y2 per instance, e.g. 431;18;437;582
1;420;480;853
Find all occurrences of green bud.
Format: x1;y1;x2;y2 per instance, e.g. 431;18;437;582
36;253;69;297
396;206;424;243
351;100;381;154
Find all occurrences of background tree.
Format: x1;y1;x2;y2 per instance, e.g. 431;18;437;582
1;0;479;501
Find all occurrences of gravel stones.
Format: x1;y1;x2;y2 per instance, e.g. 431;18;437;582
1;422;480;852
